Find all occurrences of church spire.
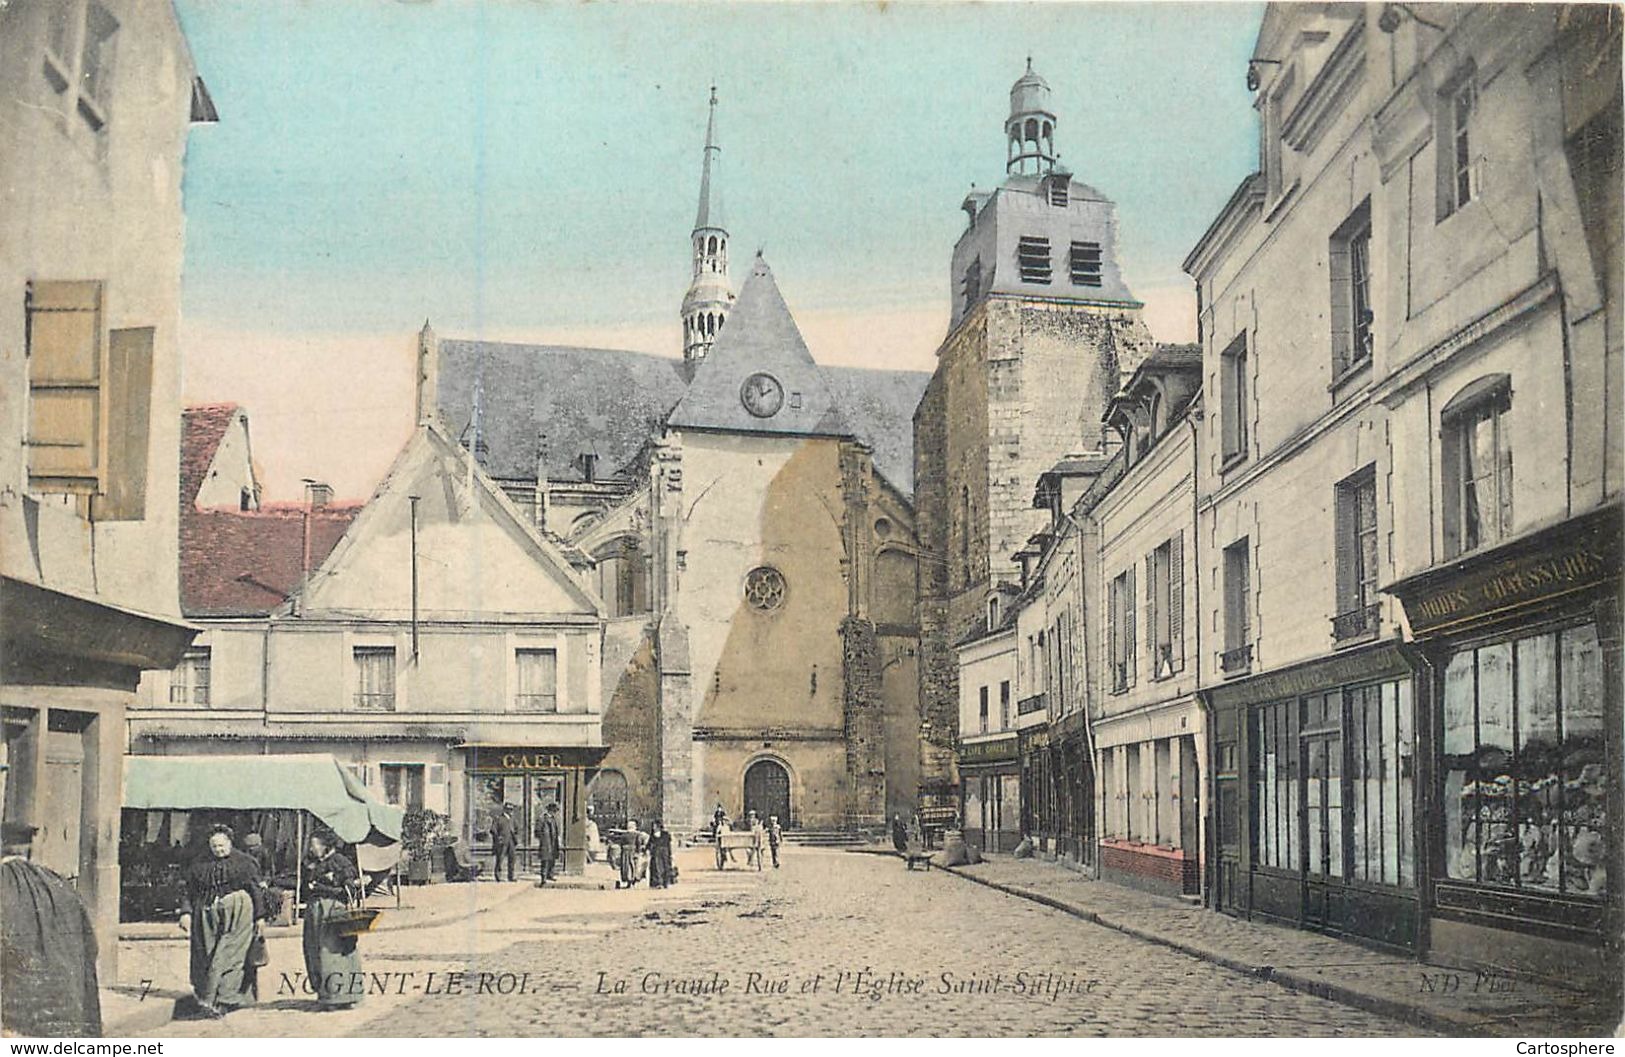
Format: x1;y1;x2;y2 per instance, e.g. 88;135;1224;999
682;86;733;377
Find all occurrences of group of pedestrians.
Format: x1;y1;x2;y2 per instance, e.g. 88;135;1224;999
177;824;366;1018
487;802;563;884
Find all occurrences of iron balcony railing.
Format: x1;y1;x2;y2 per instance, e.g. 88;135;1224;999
1219;644;1253;674
1332;603;1381;642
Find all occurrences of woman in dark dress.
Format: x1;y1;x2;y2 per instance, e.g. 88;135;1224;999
301;831;363;1011
647;821;676;889
180;825;265;1017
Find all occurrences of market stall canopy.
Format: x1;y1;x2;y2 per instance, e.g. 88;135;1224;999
123;754;404;846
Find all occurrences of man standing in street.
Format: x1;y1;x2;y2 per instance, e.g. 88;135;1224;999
491;804;519;882
767;815;783;869
534;802;562;885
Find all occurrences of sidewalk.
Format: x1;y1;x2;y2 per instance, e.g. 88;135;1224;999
103;869;601;1035
905;849;1620;1037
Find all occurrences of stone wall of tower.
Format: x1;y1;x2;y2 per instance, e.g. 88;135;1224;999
914;295;1153;791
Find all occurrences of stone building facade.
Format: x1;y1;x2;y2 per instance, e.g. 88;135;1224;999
1185;2;1621;989
0;0;212;980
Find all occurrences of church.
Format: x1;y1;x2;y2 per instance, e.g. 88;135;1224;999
418;90;930;834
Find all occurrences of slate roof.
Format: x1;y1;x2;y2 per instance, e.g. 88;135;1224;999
180;403;238;509
669;256;849;439
180;504;360;618
434;262;930;495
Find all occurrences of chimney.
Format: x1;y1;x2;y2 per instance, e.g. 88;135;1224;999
580;452;598;483
303;480;334;509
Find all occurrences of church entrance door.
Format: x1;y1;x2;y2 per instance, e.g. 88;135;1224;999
743;759;791;829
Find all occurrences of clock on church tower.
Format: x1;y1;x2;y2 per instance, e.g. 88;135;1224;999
740;372;784;418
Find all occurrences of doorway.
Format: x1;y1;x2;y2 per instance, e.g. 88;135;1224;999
743;759;790;827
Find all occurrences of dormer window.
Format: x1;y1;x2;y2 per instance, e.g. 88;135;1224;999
1070;241;1102;287
987;595;1001;632
1017;236;1052;284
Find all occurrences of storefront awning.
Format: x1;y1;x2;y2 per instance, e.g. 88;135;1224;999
123;753;404;846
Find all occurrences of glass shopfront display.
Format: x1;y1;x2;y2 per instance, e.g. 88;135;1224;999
1440;621;1607;899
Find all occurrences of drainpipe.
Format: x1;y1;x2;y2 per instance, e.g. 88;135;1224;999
1184;406;1208;905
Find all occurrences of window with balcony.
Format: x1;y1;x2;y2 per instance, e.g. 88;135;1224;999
1221;538;1252;674
353;646;396;711
169;648;211;706
514;648;559;712
1220;332;1249;466
1108;567;1136;692
1017;236;1052;284
1441;376;1512;558
1334;466;1381;643
1330;200;1374;382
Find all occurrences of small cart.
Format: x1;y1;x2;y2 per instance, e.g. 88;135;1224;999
715;829;765;871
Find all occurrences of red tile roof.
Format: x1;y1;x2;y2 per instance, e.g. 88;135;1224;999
180;403;240;510
180;504;361;618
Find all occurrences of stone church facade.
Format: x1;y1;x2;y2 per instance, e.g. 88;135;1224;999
421;92;928;834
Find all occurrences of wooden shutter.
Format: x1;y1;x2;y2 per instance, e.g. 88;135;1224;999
1144;553;1156;678
1125;565;1137;688
26;281;105;493
1334;480;1355;616
1169;532;1184;672
1107;577;1119;685
94;326;154;521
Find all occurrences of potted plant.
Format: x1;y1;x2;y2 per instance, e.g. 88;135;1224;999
402;809;451;884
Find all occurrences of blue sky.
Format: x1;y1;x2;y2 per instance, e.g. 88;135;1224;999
173;0;1263;497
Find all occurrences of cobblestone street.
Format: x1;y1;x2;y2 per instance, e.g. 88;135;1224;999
140;848;1418;1037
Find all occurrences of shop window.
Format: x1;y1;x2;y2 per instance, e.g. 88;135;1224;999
1017;236;1052;284
1329;201;1374;380
1348;681;1415;887
1108;567;1136;691
1442;623;1606;898
1333;466;1380;642
1221;538;1252;673
514;648;559;712
380;764;426;811
978;686;989;734
353;646;396;711
1441;376;1512;558
1252;700;1298;871
1220;332;1249;465
169;648;211;707
1146;534;1183;678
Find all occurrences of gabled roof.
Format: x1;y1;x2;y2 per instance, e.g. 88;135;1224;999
435;298;931;495
180;403;239;509
289;422;603;618
180;504;361;618
667;256;848;439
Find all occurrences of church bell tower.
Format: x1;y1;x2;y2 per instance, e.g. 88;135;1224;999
681;87;733;376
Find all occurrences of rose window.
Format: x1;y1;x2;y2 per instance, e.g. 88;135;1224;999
743;566;787;611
